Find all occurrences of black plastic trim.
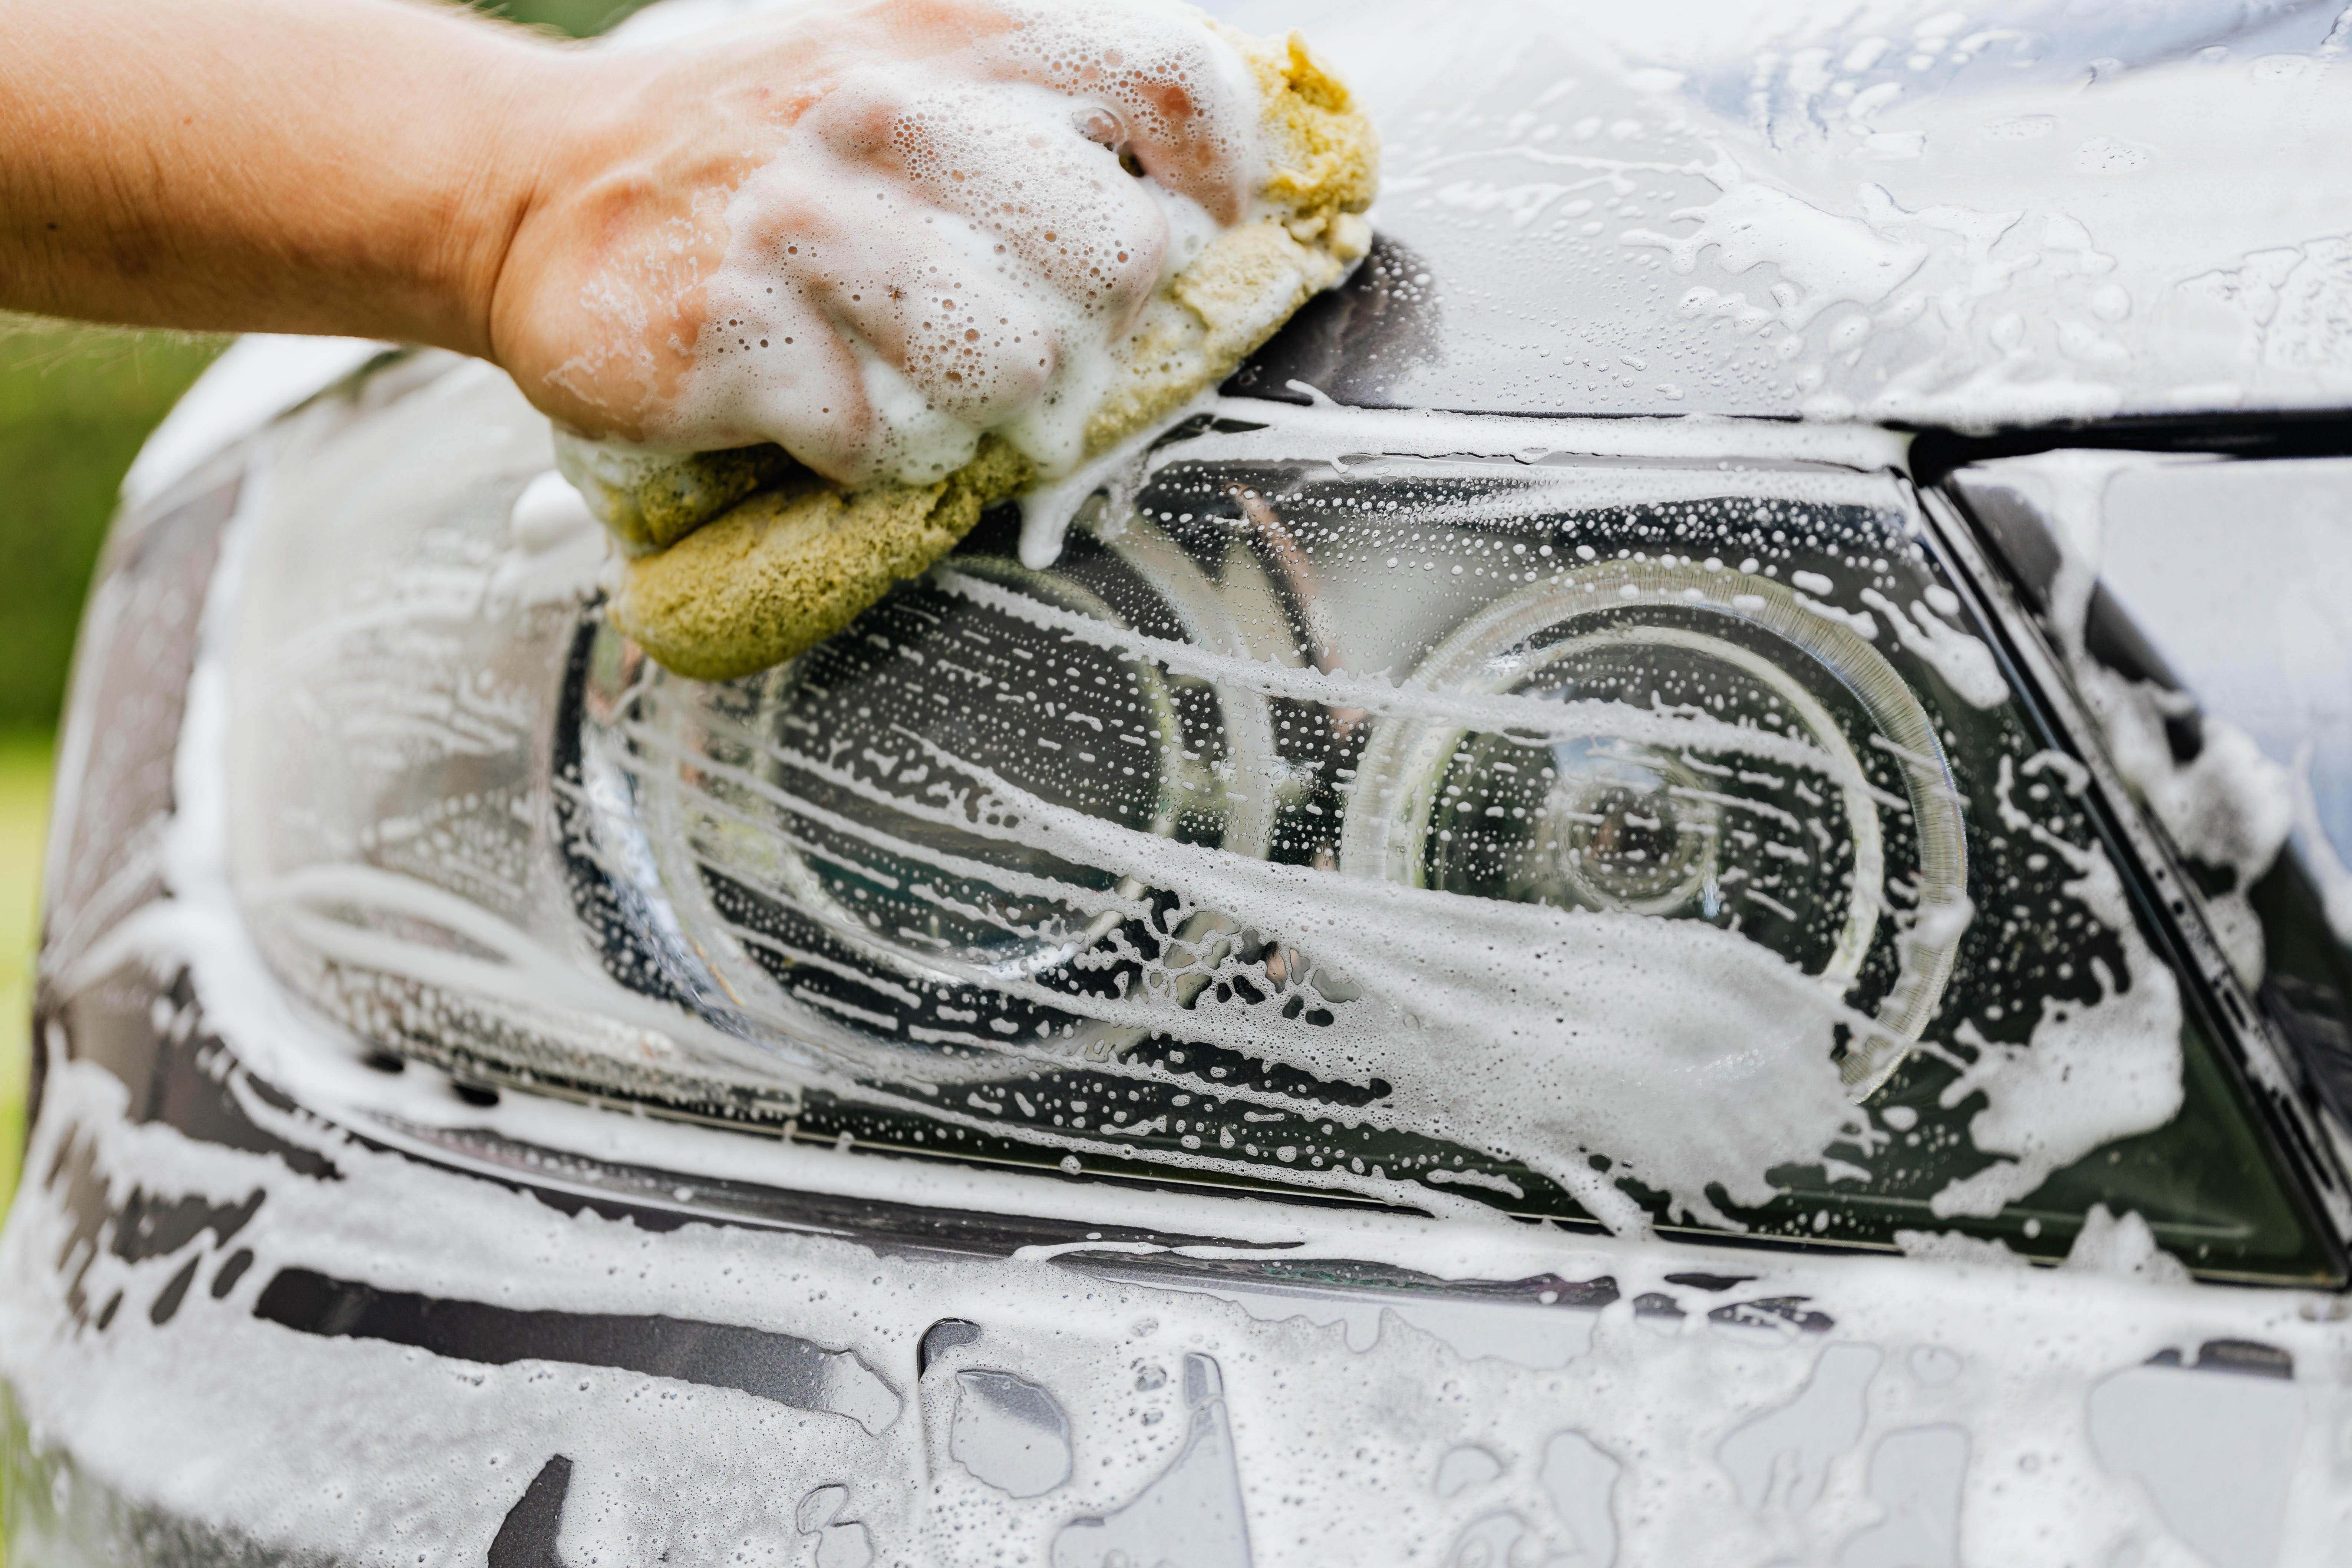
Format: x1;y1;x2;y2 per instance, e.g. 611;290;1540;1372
251;1268;900;1432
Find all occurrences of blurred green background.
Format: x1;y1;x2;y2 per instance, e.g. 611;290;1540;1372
0;0;653;1222
0;323;223;1221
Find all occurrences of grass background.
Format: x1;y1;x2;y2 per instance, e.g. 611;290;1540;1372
0;0;652;1222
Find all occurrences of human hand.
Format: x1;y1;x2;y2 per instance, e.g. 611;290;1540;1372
492;0;1269;488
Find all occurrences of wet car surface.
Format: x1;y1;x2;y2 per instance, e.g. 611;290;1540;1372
12;2;2352;1564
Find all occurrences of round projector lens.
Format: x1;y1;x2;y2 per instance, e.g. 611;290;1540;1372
614;518;1279;1064
1343;558;1967;1095
1428;735;1727;917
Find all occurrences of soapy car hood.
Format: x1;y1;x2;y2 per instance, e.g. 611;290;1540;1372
1222;0;2352;430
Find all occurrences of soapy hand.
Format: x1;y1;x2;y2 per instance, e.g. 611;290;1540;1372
0;0;1274;486
0;0;1375;681
497;0;1269;487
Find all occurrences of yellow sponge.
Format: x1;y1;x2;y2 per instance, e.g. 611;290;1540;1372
616;439;1035;682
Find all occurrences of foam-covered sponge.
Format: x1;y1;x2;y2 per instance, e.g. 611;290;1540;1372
587;26;1378;683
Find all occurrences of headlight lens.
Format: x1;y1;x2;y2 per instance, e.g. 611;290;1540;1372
213;353;2337;1275
601;538;1282;1072
1338;553;1967;1078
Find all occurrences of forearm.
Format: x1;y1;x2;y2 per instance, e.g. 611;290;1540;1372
0;0;1297;469
0;0;563;358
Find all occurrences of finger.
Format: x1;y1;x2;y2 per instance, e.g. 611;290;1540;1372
817;214;1065;428
676;208;884;485
730;155;1064;435
812;72;1169;335
976;1;1259;224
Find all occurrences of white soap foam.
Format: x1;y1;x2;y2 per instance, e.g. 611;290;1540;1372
917;738;1878;1236
1996;450;2294;983
1623;178;1929;331
1013;384;1223;567
647;686;1876;1235
1858;587;2007;709
507;469;600;554
2062;1205;2193;1288
1925;755;2184;1219
2289;743;2352;949
931;564;1897;795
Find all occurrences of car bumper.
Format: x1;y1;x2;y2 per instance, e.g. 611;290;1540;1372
7;938;2352;1568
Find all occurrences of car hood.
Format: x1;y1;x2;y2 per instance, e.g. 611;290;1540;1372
1215;0;2352;429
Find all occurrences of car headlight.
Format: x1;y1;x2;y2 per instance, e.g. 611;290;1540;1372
208;350;2336;1273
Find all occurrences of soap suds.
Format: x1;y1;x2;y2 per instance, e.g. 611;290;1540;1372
1926;756;2183;1219
1995;451;2294;986
1624;175;1928;332
2061;1205;2193;1288
1858;587;2007;710
1891;1229;2030;1269
745;719;1881;1235
6;1025;2341;1568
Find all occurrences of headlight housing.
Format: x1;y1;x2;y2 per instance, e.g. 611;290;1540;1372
212;351;2338;1276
